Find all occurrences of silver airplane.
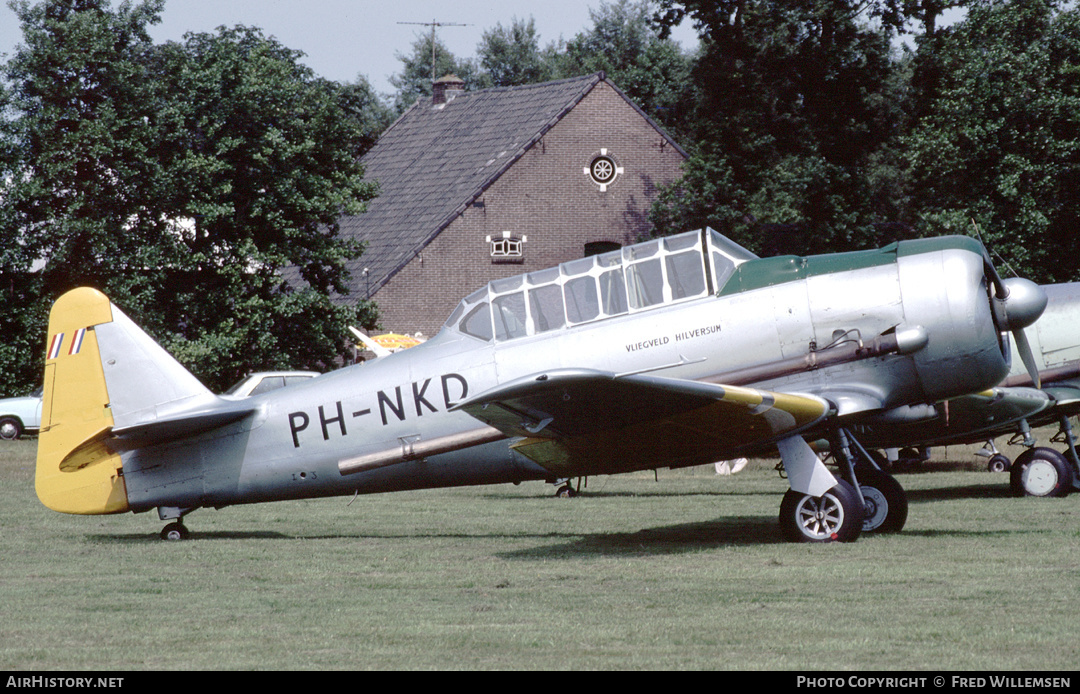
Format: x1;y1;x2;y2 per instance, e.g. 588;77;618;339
851;283;1080;499
34;228;1047;542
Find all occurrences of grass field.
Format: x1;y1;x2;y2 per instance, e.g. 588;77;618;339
1;437;1078;671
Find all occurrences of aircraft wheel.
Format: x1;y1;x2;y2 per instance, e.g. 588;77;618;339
857;469;907;534
987;454;1011;473
779;479;864;543
555;484;576;498
1010;448;1073;498
160;522;190;541
0;417;23;440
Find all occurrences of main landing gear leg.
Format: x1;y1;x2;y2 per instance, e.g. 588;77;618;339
835;428;908;534
776;428;908;542
776;435;863;543
158;507;194;541
1050;416;1080;493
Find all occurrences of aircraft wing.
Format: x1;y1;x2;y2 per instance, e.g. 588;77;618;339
453;368;830;477
1042;379;1080;410
851;385;1054;450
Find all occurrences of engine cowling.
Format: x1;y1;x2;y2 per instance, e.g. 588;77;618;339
896;237;1030;403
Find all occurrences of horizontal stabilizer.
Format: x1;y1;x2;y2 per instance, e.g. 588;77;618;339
110;401;258;448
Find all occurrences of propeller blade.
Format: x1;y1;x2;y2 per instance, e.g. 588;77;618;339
983;254;1009;301
979;241;1047;388
992;278;1046;388
1013;327;1041;390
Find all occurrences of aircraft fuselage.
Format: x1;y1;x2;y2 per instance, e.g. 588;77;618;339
112;231;1011;514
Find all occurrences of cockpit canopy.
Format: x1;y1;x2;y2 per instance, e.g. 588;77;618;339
444;228;756;343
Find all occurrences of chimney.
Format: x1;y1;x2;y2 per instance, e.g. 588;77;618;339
432;74;465;106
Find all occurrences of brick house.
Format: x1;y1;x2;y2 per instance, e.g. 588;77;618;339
337;71;688;338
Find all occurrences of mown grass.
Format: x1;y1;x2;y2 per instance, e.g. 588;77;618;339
1;437;1077;671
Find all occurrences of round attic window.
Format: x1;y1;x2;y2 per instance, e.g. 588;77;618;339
590;156;617;184
585;149;624;191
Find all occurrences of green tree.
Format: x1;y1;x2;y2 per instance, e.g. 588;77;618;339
144;25;380;388
903;0;1080;283
554;0;694;133
1;0;168;395
1;0;379;392
389;31;478;113
336;74;395;156
650;0;904;255
0;29;41;396
475;16;556;88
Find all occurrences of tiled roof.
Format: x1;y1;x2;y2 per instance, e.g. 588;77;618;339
334;72;681;304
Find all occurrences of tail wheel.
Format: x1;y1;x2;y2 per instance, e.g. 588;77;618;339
987;453;1011;473
779;479;864;543
1010;447;1073;497
856;468;908;534
160;522;190;541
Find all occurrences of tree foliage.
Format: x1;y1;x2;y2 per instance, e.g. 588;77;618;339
397;1;693;132
5;0;1080;393
902;0;1080;283
649;0;903;255
389;31;479;113
651;0;1080;282
552;0;694;133
476;17;557;88
1;0;380;393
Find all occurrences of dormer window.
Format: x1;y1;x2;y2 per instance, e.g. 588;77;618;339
487;231;527;264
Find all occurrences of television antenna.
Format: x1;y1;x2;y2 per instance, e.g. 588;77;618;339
398;19;473;83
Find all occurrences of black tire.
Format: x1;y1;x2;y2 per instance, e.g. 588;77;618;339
779;479;865;543
987;454;1011;473
856;468;908;534
1010;448;1073;498
0;417;23;440
555;484;576;498
160;522;190;541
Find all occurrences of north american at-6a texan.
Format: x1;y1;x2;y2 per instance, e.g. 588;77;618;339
35;229;1047;542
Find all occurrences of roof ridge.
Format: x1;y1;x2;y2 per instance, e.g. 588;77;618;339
469;71;603;96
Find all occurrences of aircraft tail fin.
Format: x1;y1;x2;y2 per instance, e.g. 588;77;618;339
35;288;216;515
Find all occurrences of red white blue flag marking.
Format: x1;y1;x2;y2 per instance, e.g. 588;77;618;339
69;328;86;355
47;333;65;360
47;328;87;359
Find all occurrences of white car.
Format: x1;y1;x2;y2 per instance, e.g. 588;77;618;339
0;387;43;440
220;371;320;399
